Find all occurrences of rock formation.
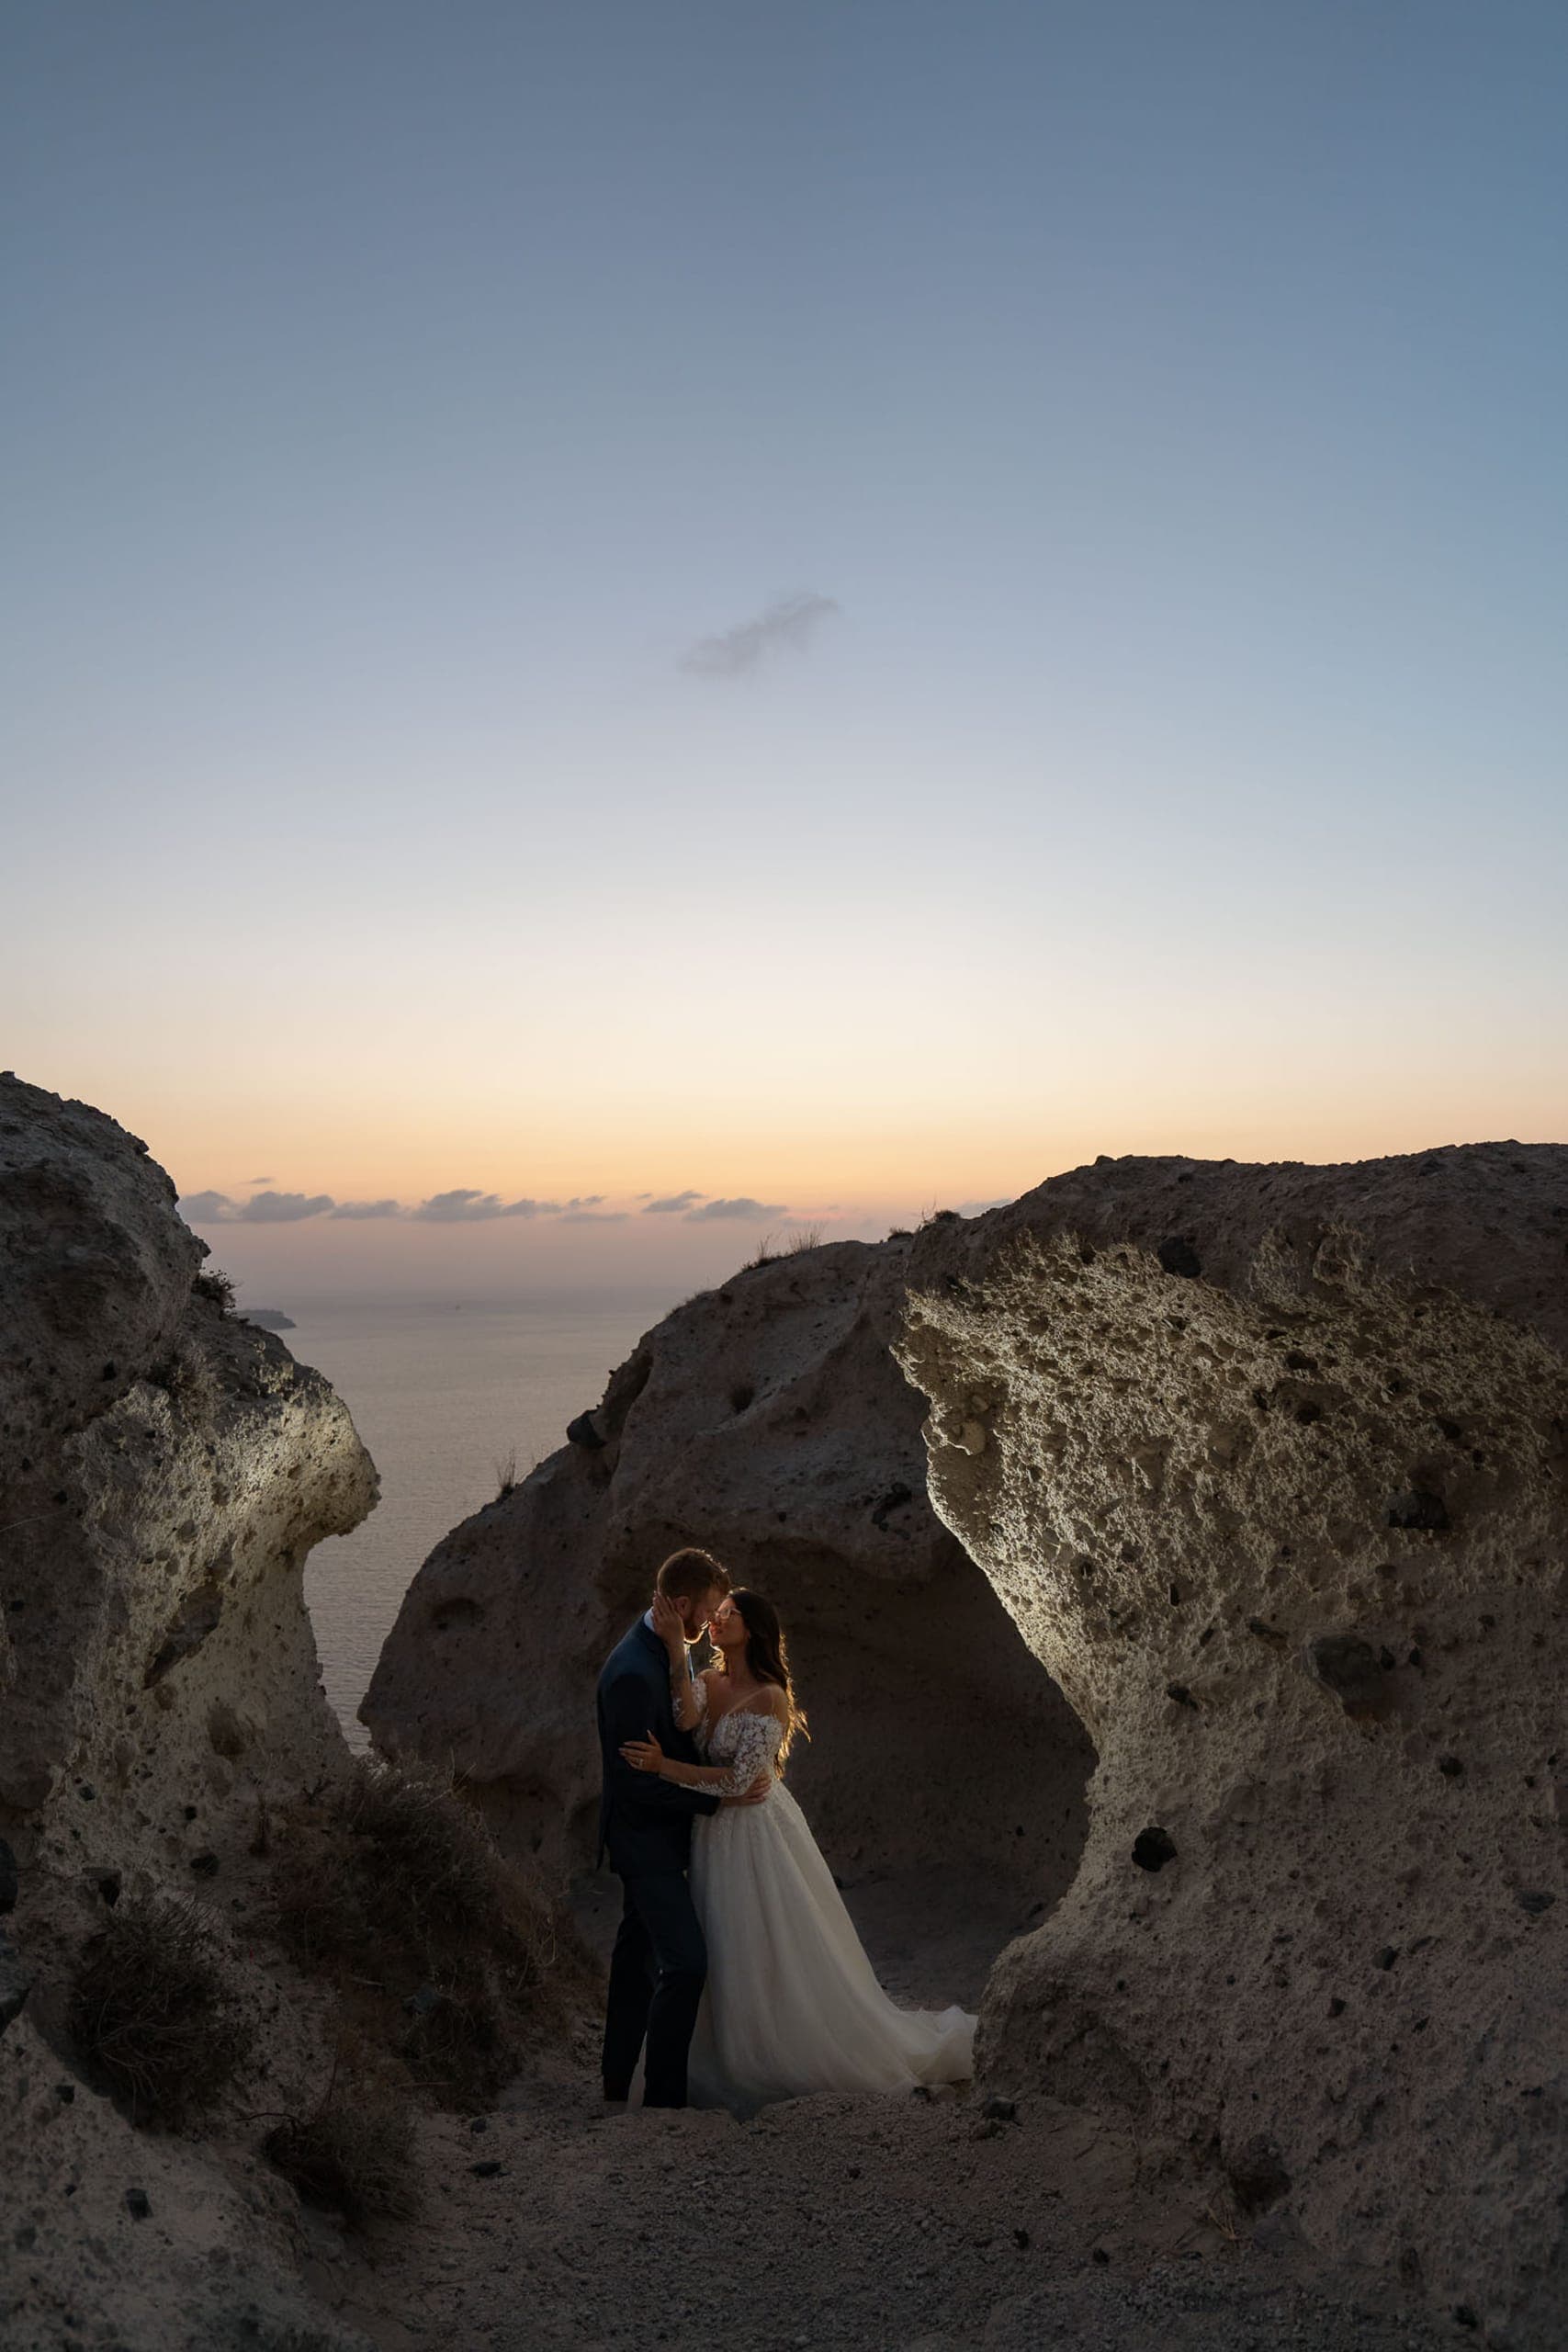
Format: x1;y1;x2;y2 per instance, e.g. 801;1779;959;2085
895;1146;1568;2336
371;1139;1568;2339
1;1075;380;2349
0;1075;376;1860
362;1239;1095;1921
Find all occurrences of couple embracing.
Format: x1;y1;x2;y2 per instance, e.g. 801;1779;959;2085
595;1546;976;2113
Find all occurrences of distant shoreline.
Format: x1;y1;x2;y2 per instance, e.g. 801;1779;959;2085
244;1306;296;1330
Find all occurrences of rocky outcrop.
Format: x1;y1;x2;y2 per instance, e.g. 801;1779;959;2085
895;1144;1568;2336
369;1138;1567;2337
1;1075;381;2349
363;1238;1094;1917
0;1077;378;1849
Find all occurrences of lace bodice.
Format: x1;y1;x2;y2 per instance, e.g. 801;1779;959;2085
697;1702;784;1796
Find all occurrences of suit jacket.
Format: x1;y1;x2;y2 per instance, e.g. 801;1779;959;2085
596;1617;719;1875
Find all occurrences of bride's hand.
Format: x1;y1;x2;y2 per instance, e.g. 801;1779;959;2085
649;1590;686;1655
621;1733;665;1776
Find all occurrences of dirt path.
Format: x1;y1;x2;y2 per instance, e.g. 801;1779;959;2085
294;1872;1456;2352
299;2063;1456;2352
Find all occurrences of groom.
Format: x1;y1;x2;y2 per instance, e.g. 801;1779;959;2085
596;1545;765;2108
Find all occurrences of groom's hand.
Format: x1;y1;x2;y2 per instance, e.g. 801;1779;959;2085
721;1770;773;1808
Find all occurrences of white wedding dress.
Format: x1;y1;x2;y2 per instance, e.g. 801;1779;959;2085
684;1697;976;2113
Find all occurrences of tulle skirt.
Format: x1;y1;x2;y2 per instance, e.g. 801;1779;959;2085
686;1779;976;2113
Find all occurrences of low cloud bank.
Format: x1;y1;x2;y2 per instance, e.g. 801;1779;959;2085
179;1183;793;1234
684;1196;786;1222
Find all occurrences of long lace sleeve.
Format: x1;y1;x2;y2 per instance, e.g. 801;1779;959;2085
711;1709;784;1796
671;1656;707;1734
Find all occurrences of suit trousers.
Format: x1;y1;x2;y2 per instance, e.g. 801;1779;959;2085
602;1866;707;2109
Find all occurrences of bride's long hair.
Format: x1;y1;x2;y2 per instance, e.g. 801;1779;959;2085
716;1587;809;1771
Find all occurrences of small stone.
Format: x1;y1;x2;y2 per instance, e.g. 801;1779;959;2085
980;2096;1017;2122
470;2159;506;2178
189;1851;220;1878
1013;2227;1030;2249
1091;2245;1111;2266
566;1410;605;1450
1165;1682;1198;1710
1517;1891;1555;1917
1305;1634;1386;1713
1376;1946;1399;1971
1438;1756;1464;1779
125;2188;151;2220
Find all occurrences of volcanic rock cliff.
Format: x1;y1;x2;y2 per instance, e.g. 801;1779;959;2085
369;1141;1568;2340
897;1148;1568;2335
1;1076;380;2349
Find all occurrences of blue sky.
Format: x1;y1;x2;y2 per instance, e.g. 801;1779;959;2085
3;0;1564;1289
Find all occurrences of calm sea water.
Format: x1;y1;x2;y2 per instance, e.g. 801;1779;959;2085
283;1293;676;1744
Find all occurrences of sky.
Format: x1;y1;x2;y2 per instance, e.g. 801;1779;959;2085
4;1;1564;1294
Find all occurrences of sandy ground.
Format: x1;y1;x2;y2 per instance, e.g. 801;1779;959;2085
294;1876;1461;2352
300;2070;1460;2352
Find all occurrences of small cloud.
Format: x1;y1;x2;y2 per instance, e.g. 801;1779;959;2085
328;1198;403;1220
644;1189;705;1215
237;1190;335;1224
248;1175;274;1185
681;592;840;681
684;1196;787;1222
560;1209;629;1224
564;1194;605;1210
412;1189;560;1223
180;1189;237;1225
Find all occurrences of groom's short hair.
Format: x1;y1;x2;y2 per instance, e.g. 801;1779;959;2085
656;1546;730;1602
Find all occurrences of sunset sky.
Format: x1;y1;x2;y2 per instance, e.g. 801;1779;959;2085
6;3;1565;1293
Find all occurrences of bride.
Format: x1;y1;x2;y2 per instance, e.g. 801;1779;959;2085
620;1586;976;2112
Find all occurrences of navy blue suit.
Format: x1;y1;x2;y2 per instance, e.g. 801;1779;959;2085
596;1617;720;2108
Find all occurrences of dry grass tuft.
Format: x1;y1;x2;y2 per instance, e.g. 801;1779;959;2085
493;1446;518;1498
783;1223;826;1253
265;2087;417;2227
270;1759;585;2105
70;1895;251;2125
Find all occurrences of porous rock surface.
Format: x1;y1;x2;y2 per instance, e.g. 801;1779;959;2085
363;1240;1094;1918
370;1138;1567;2339
1;1074;380;2350
895;1144;1568;2338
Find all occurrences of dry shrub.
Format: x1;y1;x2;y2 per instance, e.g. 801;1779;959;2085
265;2090;416;2227
70;1894;250;2125
270;1759;581;2105
784;1223;826;1252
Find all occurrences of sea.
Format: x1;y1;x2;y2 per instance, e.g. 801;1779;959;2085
279;1292;679;1745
